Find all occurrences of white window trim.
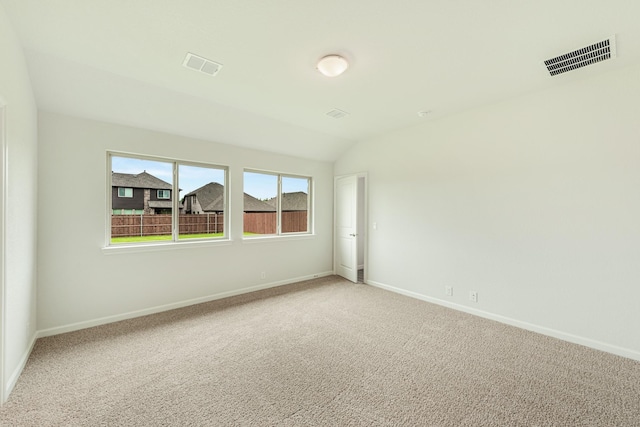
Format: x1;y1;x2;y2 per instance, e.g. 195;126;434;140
118;187;133;198
106;151;230;248
102;238;233;255
241;233;315;244
243;169;313;239
157;189;170;199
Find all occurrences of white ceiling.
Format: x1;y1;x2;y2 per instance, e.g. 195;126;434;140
3;0;640;161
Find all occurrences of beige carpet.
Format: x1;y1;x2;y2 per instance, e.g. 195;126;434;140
1;276;639;426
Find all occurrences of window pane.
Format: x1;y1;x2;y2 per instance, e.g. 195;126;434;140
178;164;226;240
111;156;173;244
281;176;309;233
118;187;133;198
243;171;277;235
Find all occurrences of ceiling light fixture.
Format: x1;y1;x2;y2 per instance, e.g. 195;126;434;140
317;55;349;77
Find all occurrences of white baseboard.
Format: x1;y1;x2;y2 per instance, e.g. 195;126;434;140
367;279;640;362
4;332;37;401
37;271;334;339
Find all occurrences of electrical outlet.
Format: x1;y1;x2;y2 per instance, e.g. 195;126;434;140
469;291;478;303
445;286;453;296
260;272;266;279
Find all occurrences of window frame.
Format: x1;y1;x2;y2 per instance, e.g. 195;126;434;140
243;169;312;238
107;151;230;247
157;189;170;199
118;187;133;198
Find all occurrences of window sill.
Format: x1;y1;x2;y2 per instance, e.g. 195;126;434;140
242;234;315;244
102;238;233;255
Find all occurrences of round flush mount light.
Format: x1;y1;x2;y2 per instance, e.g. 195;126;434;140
317;55;349;77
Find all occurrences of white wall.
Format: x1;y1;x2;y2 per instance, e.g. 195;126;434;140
335;64;640;360
37;112;333;333
0;5;38;401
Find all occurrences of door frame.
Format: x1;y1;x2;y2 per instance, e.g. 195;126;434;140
0;104;6;404
333;172;368;283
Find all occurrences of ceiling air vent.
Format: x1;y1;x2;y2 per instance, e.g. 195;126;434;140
326;109;349;119
544;36;616;76
183;52;222;76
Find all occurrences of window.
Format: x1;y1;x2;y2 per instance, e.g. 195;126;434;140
118;187;133;198
178;164;226;240
112;209;144;215
243;170;311;236
109;153;228;245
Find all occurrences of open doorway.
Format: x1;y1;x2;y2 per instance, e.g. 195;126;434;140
334;173;367;284
356;176;365;283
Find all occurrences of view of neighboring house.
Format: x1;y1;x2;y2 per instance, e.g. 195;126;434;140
265;191;308;212
112;171;181;215
183;182;307;234
182;182;274;214
265;191;309;233
243;192;276;213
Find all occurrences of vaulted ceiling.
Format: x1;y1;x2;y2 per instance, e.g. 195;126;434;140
3;0;640;161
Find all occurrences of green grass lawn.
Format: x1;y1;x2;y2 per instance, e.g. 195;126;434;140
111;232;259;243
111;233;223;243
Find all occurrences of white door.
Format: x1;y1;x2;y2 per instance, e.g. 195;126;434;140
335;175;358;282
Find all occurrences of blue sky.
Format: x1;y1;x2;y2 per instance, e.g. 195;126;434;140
112;156;308;200
243;172;309;200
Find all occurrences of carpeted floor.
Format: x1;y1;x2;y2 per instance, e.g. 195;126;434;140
1;275;639;426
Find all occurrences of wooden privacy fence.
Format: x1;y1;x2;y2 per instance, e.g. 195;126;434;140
243;211;308;234
243;212;276;234
281;211;308;233
112;211;307;237
112;214;223;237
179;213;224;234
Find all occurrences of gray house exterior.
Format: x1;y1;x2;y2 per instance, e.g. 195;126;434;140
182;183;307;234
112;171;181;214
266;191;308;211
182;182;274;214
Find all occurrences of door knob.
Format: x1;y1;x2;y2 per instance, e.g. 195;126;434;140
349;233;357;237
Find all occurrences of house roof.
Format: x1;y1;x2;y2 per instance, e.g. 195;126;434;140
148;200;183;209
244;194;275;213
185;182;275;212
266;192;308;211
112;171;171;190
184;182;225;212
5;1;640;161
